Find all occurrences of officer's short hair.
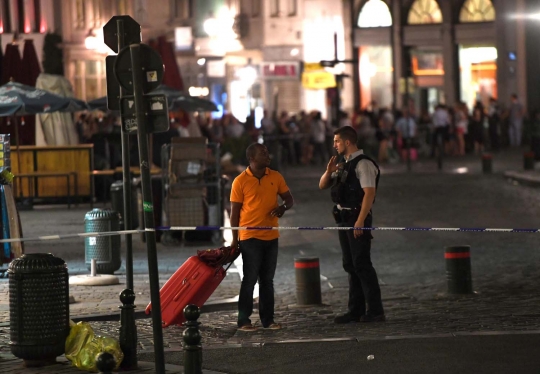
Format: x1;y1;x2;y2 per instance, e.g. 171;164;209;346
334;126;357;144
246;143;263;161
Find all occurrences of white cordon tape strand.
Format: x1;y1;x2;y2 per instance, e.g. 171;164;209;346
0;226;536;244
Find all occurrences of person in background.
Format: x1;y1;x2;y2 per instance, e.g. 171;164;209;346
395;107;417;161
509;94;525;147
487;97;500;152
230;143;294;331
454;102;468;156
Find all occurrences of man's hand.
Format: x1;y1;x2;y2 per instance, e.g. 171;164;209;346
326;156;339;174
270;205;286;218
354;219;364;239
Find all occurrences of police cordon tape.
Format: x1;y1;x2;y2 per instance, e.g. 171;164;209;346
0;225;539;244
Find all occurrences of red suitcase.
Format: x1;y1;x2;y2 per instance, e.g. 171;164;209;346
145;255;226;327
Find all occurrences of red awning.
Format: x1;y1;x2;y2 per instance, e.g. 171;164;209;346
153;36;184;91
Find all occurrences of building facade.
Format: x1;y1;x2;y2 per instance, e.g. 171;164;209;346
352;0;538;115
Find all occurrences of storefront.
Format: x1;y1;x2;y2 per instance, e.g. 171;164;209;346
352;0;524;114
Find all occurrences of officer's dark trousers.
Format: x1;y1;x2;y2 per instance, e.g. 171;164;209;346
338;212;384;317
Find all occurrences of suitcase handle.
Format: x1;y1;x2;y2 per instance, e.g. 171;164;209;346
173;280;190;302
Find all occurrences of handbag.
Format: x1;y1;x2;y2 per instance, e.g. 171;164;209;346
197;246;240;268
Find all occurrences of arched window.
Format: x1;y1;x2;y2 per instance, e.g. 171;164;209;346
459;0;495;23
358;0;392;28
408;0;442;25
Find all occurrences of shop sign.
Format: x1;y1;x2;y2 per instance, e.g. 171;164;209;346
302;71;336;90
262;62;299;79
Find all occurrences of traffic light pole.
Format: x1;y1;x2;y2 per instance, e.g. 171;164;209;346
129;43;165;374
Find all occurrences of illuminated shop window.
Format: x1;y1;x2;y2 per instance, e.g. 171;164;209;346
408;0;442;25
459;0;495;23
358;0;392;28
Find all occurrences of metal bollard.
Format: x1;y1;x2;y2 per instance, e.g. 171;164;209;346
96;352;116;374
9;253;69;366
445;246;473;294
119;289;138;370
482;153;492;174
524;152;535;170
294;257;322;305
183;304;202;374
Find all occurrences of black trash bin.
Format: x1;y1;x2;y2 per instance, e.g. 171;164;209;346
9;253;69;365
84;209;121;274
110;180;139;230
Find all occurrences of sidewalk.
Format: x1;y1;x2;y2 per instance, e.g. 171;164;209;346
1;147;540;373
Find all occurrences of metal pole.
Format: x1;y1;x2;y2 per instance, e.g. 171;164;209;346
333;32;341;128
116;19;134;292
129;43;165;374
116;20;138;371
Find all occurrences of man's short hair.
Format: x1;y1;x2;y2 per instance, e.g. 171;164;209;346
334;126;357;144
246;143;263;161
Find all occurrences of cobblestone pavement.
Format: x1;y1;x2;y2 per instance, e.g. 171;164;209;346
1;148;540;372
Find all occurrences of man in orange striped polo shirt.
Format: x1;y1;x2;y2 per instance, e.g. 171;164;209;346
230;143;294;331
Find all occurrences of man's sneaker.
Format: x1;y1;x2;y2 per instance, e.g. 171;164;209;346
359;314;386;322
264;323;282;330
333;313;361;324
237;324;258;332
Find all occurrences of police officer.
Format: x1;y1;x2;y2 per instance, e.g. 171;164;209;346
319;126;385;323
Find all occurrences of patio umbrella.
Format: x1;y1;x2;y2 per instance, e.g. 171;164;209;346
0;81;87;171
35;73;81;146
88;84;218;112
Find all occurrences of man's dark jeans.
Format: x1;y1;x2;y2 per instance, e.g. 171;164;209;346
238;238;278;328
338;210;384;317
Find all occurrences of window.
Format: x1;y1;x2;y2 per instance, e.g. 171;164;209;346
459;0;495;23
252;0;260;17
270;0;279;17
117;0;131;15
0;0;11;33
358;0;392;28
287;0;296;16
408;0;442;24
135;0;147;24
74;0;85;30
72;60;106;101
173;0;192;19
240;0;249;14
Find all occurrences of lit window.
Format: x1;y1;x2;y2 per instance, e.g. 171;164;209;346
459;0;495;23
408;0;443;25
74;0;85;30
270;0;279;17
358;0;392;28
173;0;192;19
252;0;260;17
72;60;106;101
288;0;297;16
117;0;131;15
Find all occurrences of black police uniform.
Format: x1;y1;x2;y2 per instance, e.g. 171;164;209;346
331;153;384;318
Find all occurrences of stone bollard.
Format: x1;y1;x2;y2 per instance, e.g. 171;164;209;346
294;257;322;305
445;246;473;294
119;289;138;370
524;152;535;170
183;305;202;374
482;153;492;174
96;352;116;374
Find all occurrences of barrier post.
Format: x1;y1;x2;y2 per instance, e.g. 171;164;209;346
294;257;322;305
482;153;492;174
524;152;535;170
445;246;473;294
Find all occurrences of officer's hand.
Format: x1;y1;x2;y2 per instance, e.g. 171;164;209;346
354;220;364;238
326;156;339;173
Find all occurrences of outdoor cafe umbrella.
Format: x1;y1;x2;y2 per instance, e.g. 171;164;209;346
0;81;87;172
88;84;218;112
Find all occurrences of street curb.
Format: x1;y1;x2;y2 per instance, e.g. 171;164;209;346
504;171;540;187
71;297;241;322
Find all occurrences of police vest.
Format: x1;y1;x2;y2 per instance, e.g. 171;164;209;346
330;154;380;208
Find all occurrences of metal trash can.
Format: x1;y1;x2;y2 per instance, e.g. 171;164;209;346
84;209;121;274
110;180;139;230
9;253;69;365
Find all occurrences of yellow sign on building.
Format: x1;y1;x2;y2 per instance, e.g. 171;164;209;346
302;71;336;90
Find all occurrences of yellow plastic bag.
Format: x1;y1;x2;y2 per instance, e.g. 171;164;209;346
65;321;124;372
